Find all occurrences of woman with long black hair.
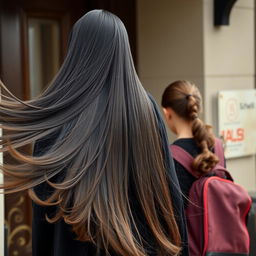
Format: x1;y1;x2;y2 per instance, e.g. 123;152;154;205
0;10;188;256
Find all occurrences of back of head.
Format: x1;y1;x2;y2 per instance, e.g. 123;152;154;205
162;80;219;174
0;10;181;256
42;9;135;99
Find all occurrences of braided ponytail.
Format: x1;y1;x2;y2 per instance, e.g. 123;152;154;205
162;80;219;174
186;94;218;174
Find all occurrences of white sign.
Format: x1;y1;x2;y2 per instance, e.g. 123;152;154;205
218;90;256;158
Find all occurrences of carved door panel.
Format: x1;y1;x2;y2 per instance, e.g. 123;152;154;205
0;0;136;255
0;1;86;255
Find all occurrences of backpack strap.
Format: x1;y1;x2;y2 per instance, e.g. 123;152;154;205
214;138;225;167
171;141;233;181
170;144;199;178
213;139;234;181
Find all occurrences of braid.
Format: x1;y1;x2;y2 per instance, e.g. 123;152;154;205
187;95;219;174
161;80;219;175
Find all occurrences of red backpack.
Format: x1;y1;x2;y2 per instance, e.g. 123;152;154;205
170;139;252;256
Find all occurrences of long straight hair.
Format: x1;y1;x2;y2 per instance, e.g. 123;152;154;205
0;10;181;256
161;80;218;174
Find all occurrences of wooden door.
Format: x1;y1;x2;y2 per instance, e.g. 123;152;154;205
0;1;136;255
0;2;86;255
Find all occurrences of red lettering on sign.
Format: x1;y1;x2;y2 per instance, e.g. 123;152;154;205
226;129;233;141
237;128;244;141
220;128;244;142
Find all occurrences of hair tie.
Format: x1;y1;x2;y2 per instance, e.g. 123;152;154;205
186;94;192;100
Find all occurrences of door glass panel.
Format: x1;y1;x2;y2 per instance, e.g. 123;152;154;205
28;18;61;98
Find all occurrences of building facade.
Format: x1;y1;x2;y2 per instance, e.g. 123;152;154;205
137;0;256;192
0;0;255;255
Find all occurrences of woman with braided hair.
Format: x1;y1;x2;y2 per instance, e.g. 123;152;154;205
161;80;220;200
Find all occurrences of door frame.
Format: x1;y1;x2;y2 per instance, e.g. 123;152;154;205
21;10;71;99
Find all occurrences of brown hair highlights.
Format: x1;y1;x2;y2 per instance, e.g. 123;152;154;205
0;10;181;256
161;80;218;174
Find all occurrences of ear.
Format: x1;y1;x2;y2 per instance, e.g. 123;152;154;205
162;107;172;120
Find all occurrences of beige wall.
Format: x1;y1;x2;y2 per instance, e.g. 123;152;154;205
203;0;255;190
137;0;256;190
137;0;204;105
